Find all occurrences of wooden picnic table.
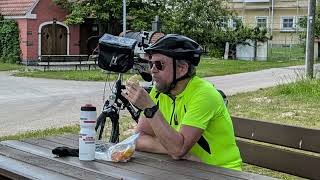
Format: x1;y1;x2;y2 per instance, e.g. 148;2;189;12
0;134;275;180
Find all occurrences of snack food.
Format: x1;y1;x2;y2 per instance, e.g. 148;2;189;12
95;133;140;163
127;74;139;86
111;147;135;162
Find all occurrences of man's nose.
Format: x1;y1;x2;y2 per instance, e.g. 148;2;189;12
150;64;158;73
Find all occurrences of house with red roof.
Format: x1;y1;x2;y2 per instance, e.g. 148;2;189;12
0;0;98;65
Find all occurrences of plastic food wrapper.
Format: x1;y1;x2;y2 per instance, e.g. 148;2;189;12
126;74;140;86
95;133;140;162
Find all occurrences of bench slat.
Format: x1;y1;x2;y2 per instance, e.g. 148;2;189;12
46;135;270;180
237;139;320;180
2;140;163;180
0;142;118;180
20;138;196;180
0;155;75;180
232;116;320;153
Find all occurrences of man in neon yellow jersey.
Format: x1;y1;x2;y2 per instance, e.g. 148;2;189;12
122;34;242;170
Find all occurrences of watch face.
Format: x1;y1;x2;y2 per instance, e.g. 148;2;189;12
144;105;158;118
145;109;153;117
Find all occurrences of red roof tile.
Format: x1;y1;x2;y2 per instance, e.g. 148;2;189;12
0;0;37;16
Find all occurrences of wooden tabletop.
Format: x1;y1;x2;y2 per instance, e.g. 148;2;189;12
0;134;276;180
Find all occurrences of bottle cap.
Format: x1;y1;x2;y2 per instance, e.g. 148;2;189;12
81;104;96;111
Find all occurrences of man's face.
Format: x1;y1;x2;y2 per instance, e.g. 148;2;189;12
148;53;174;93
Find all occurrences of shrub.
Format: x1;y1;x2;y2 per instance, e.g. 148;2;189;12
0;16;21;64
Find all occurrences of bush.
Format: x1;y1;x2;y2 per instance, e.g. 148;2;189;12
208;48;224;58
0;16;21;64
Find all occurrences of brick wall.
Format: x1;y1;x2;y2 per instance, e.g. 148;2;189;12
21;0;80;63
16;19;28;61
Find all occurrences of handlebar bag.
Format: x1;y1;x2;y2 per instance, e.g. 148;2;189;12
98;34;137;73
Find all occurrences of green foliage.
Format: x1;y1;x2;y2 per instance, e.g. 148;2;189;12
161;0;232;45
53;0;268;57
0;16;21;64
208;47;224;59
267;79;320;99
298;5;320;41
159;0;268;58
53;0;164;33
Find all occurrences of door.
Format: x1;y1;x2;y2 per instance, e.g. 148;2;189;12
41;24;67;55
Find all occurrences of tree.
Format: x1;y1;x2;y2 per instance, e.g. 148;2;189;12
298;6;320;45
160;0;232;46
53;0;166;35
160;0;268;59
54;0;268;59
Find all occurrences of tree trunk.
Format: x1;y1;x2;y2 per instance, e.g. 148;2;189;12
224;42;229;60
253;40;257;61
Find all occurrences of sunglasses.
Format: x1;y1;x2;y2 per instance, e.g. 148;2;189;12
148;61;165;71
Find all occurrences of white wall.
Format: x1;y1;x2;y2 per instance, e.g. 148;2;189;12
236;40;268;61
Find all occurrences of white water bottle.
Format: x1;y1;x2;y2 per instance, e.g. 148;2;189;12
79;104;97;161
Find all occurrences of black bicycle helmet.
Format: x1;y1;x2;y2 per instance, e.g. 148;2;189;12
144;34;202;66
144;34;202;95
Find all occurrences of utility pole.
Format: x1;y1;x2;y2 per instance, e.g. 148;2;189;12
123;0;126;35
305;0;316;79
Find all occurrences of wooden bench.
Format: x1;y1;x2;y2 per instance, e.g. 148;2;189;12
38;55;97;71
0;134;274;180
232;116;320;180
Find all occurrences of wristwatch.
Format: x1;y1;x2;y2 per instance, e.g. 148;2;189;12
144;105;158;118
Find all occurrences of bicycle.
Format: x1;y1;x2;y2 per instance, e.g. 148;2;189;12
94;72;152;143
95;58;152;143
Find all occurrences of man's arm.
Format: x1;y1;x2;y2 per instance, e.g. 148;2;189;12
136;133;168;154
135;117;168;154
135;117;202;159
146;110;203;159
122;81;203;159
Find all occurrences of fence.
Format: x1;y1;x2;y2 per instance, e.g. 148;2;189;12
268;40;306;61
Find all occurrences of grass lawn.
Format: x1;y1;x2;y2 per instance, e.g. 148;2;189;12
0;62;24;71
228;78;320;180
196;59;303;77
12;59;304;81
228;78;320;129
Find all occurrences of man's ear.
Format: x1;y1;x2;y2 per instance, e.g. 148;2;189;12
178;62;189;76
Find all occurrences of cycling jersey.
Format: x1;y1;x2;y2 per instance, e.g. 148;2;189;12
149;76;242;170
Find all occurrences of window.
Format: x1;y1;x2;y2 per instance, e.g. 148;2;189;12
281;17;295;31
256;16;267;28
231;17;243;28
219;17;242;29
219;17;228;28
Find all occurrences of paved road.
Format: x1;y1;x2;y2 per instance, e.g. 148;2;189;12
0;64;319;136
205;65;319;95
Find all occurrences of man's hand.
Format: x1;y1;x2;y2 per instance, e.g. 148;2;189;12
121;75;155;110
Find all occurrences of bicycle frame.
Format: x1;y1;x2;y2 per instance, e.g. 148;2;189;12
95;73;144;143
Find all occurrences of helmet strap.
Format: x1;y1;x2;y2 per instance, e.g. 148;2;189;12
165;59;190;95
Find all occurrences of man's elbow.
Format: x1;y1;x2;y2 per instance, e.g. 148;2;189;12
168;148;188;159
